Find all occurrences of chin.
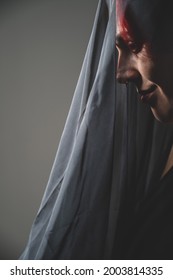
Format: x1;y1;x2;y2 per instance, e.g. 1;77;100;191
151;107;173;124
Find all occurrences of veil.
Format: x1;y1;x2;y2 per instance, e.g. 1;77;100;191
20;0;173;259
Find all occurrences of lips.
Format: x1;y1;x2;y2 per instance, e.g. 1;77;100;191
136;84;157;103
137;84;157;95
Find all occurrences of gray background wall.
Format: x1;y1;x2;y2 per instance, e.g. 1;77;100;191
0;0;98;259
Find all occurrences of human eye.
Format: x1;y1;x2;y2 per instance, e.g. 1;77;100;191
127;40;141;54
116;35;129;53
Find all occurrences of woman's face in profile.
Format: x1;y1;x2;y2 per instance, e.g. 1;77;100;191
116;2;173;123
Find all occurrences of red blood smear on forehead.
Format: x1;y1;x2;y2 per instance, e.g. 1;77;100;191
116;0;137;43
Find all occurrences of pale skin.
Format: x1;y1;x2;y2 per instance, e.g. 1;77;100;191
116;12;173;178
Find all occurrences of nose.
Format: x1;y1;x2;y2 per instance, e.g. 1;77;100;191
116;68;140;84
116;52;140;85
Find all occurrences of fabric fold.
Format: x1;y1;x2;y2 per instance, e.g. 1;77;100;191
20;0;173;259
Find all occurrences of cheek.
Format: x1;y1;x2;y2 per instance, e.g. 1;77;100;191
136;46;156;81
137;56;155;81
148;55;173;89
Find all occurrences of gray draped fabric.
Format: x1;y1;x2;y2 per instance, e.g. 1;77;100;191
20;0;173;259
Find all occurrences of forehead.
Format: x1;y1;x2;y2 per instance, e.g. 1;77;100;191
116;0;144;44
116;0;134;41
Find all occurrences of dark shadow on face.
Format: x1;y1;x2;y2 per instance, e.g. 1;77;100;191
117;0;173;54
